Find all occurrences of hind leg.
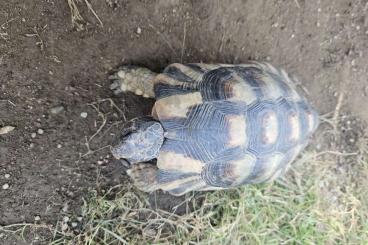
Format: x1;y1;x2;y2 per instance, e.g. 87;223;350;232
127;163;160;192
110;66;157;98
127;163;207;196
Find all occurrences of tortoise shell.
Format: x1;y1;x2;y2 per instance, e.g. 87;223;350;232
150;62;318;191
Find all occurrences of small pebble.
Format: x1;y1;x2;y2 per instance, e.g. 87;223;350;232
2;183;9;189
34;215;41;221
57;144;62;148
63;216;70;223
117;70;126;78
144;228;157;237
0;126;15;135
80;112;88;118
135;89;143;95
62;202;69;212
37;129;44;135
30;143;35;148
4;174;10;179
61;223;68;231
77;217;83;222
31;133;37;138
97;160;104;165
136;27;142;34
71;222;78;228
50;105;65;114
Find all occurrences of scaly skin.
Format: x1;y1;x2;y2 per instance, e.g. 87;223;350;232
110;66;157;98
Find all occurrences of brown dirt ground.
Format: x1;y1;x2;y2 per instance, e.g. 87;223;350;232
1;0;368;244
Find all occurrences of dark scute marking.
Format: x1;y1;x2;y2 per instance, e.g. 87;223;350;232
274;98;299;152
245;100;278;156
202;162;234;187
232;66;264;98
265;70;291;97
163;65;197;83
160;117;188;131
160;103;239;162
160;117;187;131
296;101;312;139
200;67;233;101
243;157;274;184
209;100;247;114
185;63;206;73
154;83;197;99
157;169;198;183
201;147;245;187
185;103;228;130
157;91;247;164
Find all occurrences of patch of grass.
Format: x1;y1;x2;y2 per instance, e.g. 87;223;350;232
49;138;368;244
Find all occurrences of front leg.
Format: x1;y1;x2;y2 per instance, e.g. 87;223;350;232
110;66;156;98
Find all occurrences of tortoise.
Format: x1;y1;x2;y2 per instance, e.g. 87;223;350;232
109;62;319;196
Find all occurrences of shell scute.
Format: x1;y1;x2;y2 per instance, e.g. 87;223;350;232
150;62;318;191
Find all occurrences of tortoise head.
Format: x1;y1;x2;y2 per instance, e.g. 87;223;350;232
111;117;164;164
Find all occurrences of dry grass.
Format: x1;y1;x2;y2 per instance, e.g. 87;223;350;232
47;120;368;244
66;0;103;30
3;115;367;244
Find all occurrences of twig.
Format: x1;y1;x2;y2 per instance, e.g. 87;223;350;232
88;103;107;142
82;137;111;157
0;17;19;29
81;98;126;157
67;0;85;30
0;17;18;42
25;26;46;51
90;98;126;122
294;0;301;8
0;223;51;233
308;150;358;160
180;22;187;63
219;30;226;55
332;92;344;130
0;99;16;107
84;0;103;27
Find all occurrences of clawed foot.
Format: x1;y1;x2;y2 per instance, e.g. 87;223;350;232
126;163;159;192
109;66;156;98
